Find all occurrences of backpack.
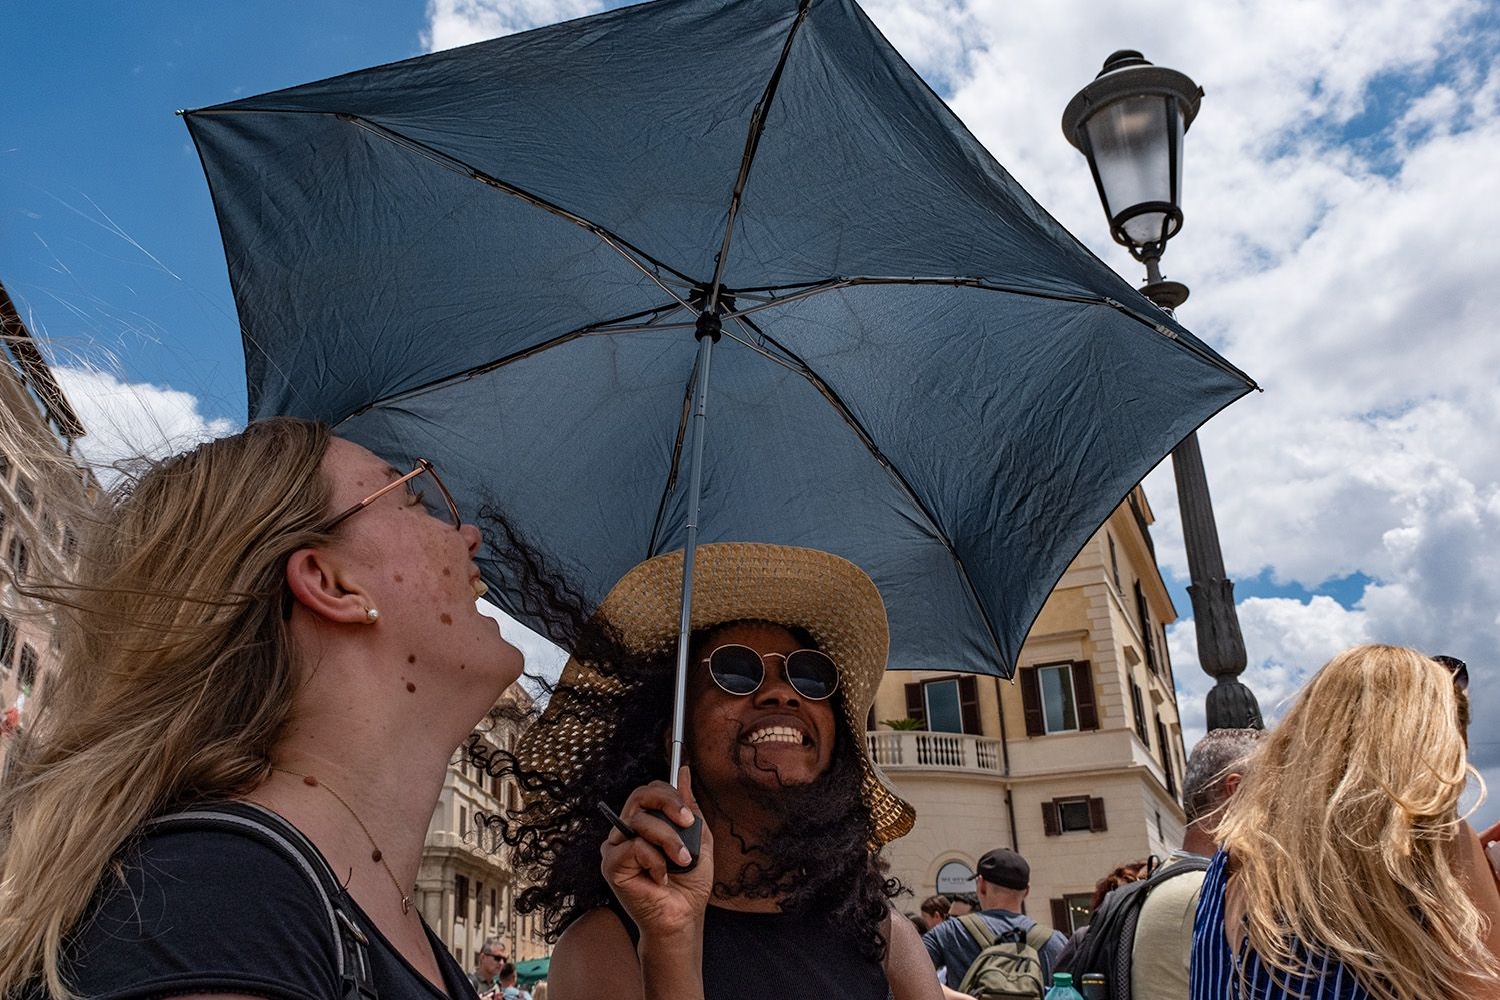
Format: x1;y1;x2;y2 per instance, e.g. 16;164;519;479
1053;854;1211;1000
145;802;380;1000
955;914;1054;1000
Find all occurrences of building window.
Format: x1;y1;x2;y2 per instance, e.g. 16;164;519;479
454;874;470;921
1155;716;1178;798
1108;534;1121;592
7;537;28;580
18;645;37;693
1134;581;1158;675
16;476;35;510
1050;893;1096;935
459;807;467;838
904;675;980;733
1020;661;1098;736
1129;680;1148;744
0;615;15;672
1042;795;1107;836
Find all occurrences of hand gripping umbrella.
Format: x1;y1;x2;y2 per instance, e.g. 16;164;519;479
182;0;1255;809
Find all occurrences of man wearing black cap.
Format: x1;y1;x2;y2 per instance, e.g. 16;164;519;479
924;848;1068;999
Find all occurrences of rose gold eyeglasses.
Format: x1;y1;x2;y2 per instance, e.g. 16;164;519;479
325;458;461;531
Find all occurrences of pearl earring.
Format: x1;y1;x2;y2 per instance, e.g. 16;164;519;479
365;607;380;623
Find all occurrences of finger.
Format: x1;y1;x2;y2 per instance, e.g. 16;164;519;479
676;766;699;825
621;780;696;827
604;832;671;886
621;807;694;866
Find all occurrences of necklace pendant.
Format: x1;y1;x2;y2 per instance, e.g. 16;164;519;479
401;894;412;914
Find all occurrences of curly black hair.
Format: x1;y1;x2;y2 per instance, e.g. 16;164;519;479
467;511;904;961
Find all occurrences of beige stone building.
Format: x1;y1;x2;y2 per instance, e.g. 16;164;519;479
869;485;1186;934
419;684;549;970
1;282;88;773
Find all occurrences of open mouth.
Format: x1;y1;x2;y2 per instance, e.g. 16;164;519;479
745;725;811;747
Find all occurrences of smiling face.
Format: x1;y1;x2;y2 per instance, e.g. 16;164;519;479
319;438;523;689
685;620;839;799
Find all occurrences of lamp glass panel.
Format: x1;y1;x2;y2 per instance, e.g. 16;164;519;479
1083;94;1181;244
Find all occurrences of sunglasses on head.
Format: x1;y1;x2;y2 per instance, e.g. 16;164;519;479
701;644;840;701
1431;654;1468;692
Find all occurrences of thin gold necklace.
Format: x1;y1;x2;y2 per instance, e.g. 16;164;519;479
274;767;414;914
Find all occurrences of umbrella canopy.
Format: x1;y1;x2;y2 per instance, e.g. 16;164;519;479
513;957;549;987
183;0;1255;678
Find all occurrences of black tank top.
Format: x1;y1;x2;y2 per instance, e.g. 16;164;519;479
618;903;889;999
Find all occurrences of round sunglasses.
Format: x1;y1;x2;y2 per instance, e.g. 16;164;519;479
701;644;840;701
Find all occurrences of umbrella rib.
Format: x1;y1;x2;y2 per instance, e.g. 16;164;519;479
703;0;813;312
219;109;704;309
331;301;691;423
727;310;1012;662
723;276;1257;388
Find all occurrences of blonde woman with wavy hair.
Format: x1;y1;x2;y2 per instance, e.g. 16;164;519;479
1189;644;1500;1000
0;417;527;1000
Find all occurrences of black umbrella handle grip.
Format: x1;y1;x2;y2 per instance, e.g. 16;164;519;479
646;808;702;873
597;801;703;873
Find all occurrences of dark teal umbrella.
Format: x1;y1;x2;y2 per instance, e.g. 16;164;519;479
183;0;1254;692
513;957;549;987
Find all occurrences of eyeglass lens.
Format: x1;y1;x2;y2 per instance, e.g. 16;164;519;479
706;644;839;701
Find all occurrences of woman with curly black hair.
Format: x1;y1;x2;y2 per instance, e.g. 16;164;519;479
510;542;940;1000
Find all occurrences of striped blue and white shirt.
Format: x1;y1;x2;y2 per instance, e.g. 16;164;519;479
1189;850;1376;1000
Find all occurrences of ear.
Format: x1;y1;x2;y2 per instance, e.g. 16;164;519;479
285;548;373;625
1222;772;1244;800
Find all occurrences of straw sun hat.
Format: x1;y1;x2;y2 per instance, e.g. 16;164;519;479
518;541;916;845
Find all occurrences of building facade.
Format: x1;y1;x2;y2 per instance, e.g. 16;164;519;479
1;281;88;772
418;685;549;971
869;486;1186;934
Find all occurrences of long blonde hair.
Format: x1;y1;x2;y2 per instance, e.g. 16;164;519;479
1217;643;1497;1000
0;417;333;999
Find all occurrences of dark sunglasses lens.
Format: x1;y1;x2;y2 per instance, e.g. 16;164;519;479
785;649;839;700
1433;654;1468;691
709;645;764;695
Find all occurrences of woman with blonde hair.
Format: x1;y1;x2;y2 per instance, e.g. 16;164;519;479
0;417;536;1000
1190;644;1500;1000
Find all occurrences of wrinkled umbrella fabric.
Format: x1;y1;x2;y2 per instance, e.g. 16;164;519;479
183;0;1256;678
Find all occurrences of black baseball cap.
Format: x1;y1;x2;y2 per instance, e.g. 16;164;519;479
973;848;1029;890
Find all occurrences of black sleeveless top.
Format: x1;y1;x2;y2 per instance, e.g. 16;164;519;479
617;903;889;999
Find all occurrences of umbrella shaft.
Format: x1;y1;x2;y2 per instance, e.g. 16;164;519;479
668;328;718;785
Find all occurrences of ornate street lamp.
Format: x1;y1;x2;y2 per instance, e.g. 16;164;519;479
1062;51;1263;731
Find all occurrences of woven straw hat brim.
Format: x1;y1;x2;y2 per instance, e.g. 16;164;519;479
519;542;915;845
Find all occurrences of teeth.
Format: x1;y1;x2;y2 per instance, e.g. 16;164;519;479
471;578;489;599
747;726;805;746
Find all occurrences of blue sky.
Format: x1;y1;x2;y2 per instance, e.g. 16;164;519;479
7;0;1500;824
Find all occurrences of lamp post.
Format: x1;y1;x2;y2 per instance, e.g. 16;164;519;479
1062;51;1262;731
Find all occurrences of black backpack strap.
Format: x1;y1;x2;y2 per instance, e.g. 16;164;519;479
1111;855;1213;1000
145;802;379;1000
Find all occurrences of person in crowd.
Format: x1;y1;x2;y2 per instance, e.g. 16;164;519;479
919;895;951;931
0;418;540;1000
1131;728;1261;1000
924;848;1067;999
947;893;980;917
1051;857;1148;976
509;542;942;1000
497;962;531;1000
470;938;510;995
1190;645;1500;1000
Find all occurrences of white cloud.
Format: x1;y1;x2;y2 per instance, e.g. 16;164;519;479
421;0;603;51
51;366;237;477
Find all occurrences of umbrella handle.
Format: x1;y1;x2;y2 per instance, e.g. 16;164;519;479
597;801;703;873
649;809;702;873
